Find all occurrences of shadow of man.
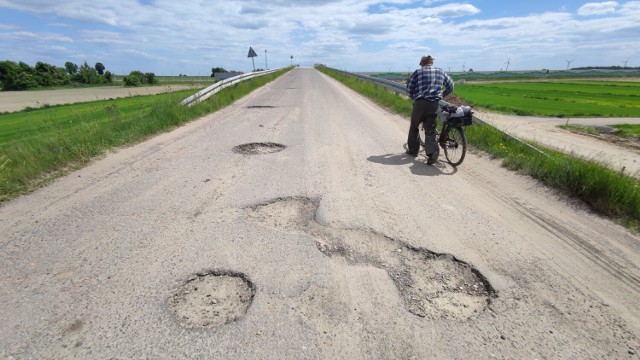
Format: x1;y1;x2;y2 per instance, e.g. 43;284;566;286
367;153;453;177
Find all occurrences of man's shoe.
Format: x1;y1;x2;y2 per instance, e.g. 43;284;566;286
405;151;418;157
426;153;439;165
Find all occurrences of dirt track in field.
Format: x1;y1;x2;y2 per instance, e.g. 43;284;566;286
476;111;640;177
0;85;203;112
1;68;639;358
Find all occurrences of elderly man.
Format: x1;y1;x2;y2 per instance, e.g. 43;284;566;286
405;55;454;164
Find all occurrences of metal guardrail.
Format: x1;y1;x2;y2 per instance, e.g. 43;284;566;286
181;67;286;107
323;66;549;157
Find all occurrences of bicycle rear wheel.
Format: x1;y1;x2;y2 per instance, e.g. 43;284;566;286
441;125;467;166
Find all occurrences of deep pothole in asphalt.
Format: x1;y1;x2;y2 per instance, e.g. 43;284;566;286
168;270;255;328
233;142;286;155
245;197;495;321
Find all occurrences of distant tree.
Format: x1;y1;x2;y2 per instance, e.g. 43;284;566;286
144;72;156;84
77;61;99;84
1;60;68;90
0;60;20;90
35;61;57;86
123;70;143;86
18;61;34;75
103;70;113;83
211;67;227;77
14;71;38;90
123;70;157;86
65;61;78;75
95;62;105;75
468;68;474;72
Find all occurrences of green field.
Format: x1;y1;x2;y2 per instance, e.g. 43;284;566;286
454;80;640;117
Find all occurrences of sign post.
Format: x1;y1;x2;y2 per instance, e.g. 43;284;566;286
247;47;258;71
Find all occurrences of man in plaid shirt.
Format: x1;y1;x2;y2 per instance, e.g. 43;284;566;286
405;55;454;164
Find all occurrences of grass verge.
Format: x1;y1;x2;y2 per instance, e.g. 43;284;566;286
0;67;291;202
611;124;640;138
316;66;640;231
557;124;599;135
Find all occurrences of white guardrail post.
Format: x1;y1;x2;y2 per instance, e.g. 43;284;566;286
180;67;285;107
324;66;549;158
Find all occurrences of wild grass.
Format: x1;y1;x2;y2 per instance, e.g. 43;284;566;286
317;66;640;231
0;68;291;202
611;124;640;138
557;124;599;135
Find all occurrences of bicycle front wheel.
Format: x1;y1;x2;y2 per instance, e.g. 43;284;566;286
418;122;426;147
442;125;467;166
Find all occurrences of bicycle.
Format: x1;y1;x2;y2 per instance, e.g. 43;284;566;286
418;102;473;166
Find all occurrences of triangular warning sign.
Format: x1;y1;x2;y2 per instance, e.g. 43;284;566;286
247;47;257;58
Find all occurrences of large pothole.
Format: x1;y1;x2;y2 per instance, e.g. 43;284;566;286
168;271;255;328
233;142;286;155
245;197;495;320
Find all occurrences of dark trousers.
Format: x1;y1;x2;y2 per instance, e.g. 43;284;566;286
407;99;439;156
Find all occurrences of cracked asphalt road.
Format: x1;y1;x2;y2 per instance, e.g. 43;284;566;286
1;68;639;358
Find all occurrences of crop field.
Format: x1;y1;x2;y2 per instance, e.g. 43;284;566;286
454;80;640;117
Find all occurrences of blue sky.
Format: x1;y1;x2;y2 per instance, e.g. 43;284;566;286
0;0;638;74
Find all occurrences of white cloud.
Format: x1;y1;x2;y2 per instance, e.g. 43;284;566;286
578;1;619;16
0;0;638;72
11;31;73;42
427;3;480;17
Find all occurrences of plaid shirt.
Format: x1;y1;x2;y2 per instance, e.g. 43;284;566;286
406;65;454;101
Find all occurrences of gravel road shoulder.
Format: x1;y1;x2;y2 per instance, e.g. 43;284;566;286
476;111;640;176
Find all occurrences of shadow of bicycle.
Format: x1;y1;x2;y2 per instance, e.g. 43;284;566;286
367;153;458;177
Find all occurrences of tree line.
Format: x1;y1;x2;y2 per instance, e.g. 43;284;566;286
0;60;157;91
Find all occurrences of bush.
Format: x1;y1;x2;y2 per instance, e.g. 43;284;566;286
144;72;156;85
103;71;113;83
123;75;140;87
122;70;157;87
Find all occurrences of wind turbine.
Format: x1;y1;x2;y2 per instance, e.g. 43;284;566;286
462;62;466;72
623;59;630;68
504;58;511;71
566;59;574;70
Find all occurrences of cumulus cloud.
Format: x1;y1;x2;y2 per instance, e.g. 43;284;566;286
578;1;619;16
0;0;638;72
427;3;480;17
11;31;73;42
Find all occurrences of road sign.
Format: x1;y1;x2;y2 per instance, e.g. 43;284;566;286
248;47;258;71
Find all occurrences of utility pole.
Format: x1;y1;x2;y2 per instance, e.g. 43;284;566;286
265;49;268;70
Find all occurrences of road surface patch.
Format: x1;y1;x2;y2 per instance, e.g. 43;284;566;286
245;197;495;320
233;142;287;155
168;270;255;328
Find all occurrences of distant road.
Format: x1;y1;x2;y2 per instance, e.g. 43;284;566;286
0;85;202;113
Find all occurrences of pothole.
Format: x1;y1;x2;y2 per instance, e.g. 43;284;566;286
245;197;495;320
168;270;255;329
233;142;286;155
